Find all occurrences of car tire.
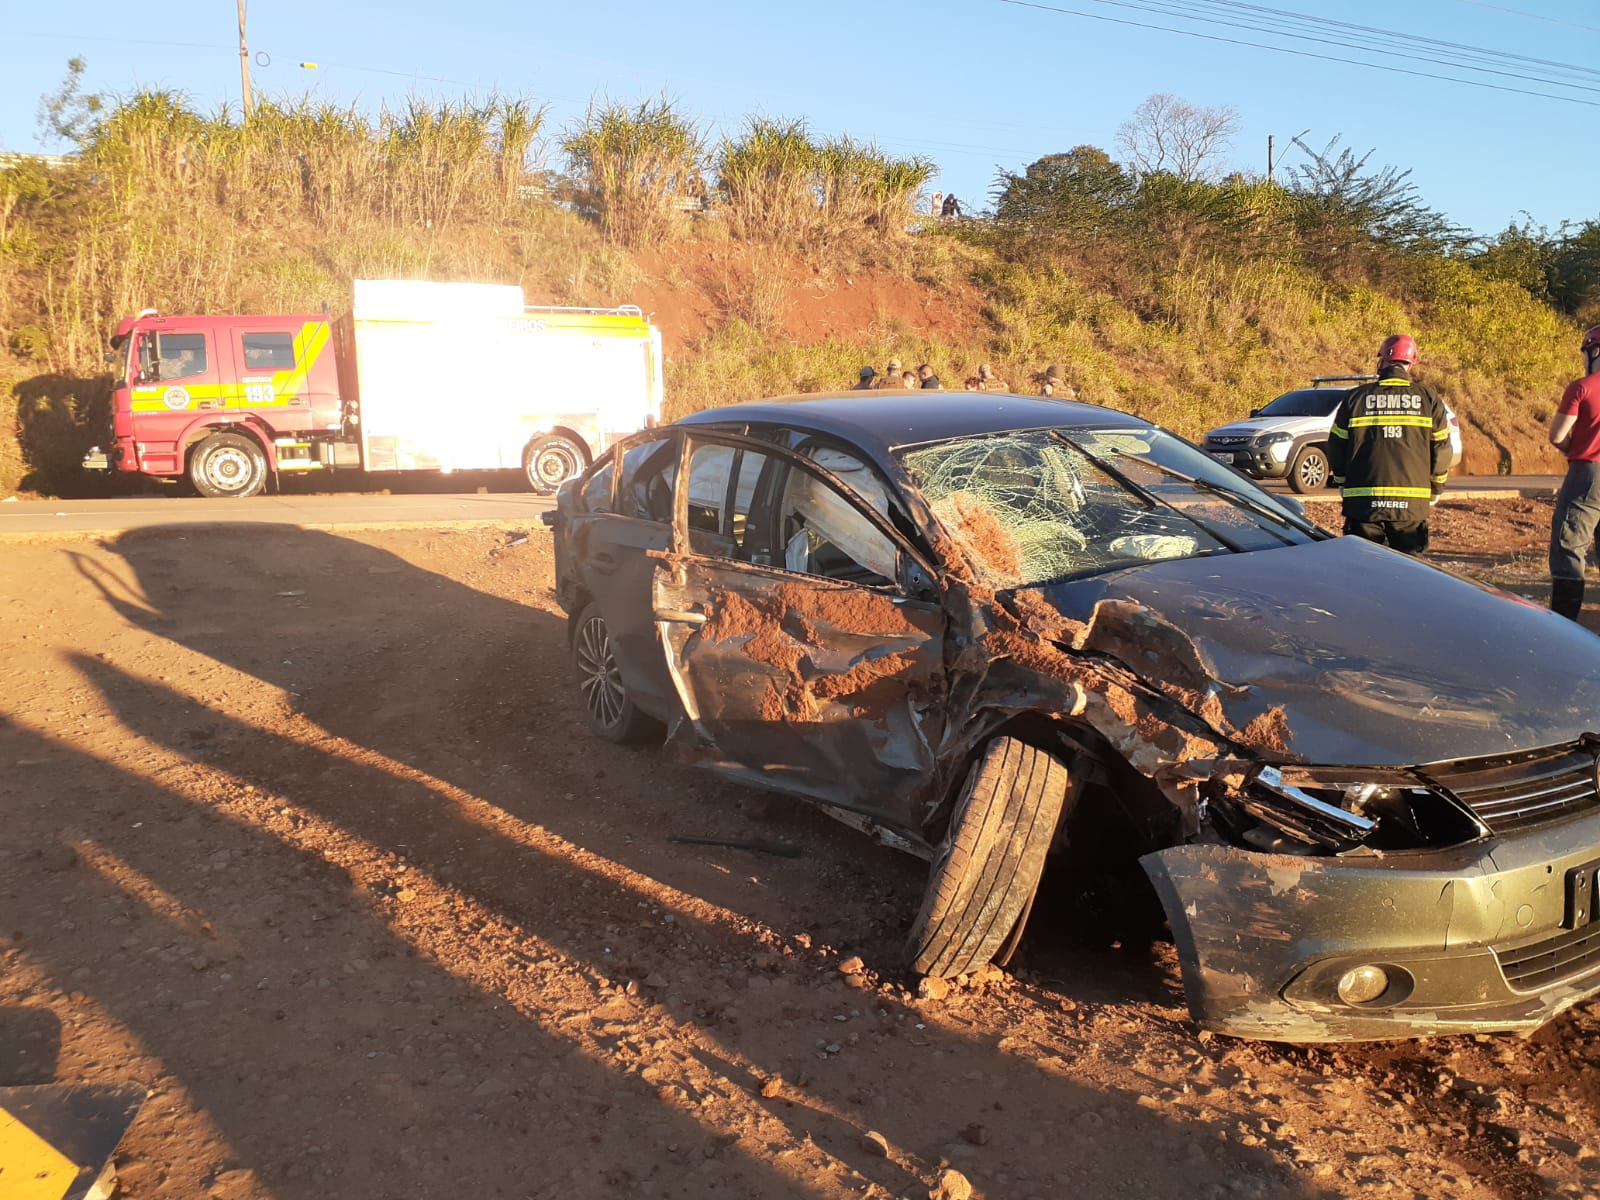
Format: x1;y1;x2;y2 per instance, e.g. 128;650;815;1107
1287;445;1330;494
572;602;660;745
524;434;587;496
907;737;1070;979
188;432;268;498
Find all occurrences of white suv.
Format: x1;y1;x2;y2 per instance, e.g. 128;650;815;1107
1203;376;1463;494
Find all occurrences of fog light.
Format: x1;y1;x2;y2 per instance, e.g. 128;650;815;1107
1336;965;1390;1005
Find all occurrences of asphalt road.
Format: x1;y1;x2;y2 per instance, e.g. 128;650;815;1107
0;491;557;535
0;474;1561;535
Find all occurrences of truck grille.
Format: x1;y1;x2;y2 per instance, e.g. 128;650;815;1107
1426;745;1600;834
1207;435;1250;446
1497;923;1600;992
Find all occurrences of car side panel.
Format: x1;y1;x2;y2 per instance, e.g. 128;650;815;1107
653;559;945;834
573;512;679;721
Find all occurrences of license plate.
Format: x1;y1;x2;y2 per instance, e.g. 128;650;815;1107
1209;451;1235;464
1564;860;1600;929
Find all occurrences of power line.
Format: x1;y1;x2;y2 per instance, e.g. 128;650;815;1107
1450;0;1600;35
1164;0;1600;85
1044;0;1600;95
996;0;1600;108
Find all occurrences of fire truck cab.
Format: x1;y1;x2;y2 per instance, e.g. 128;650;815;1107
90;310;341;497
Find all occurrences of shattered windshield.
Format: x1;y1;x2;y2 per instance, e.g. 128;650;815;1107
897;427;1319;588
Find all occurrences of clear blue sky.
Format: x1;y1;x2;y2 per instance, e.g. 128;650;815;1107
3;0;1597;236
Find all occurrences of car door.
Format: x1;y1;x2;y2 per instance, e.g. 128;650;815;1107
573;434;683;721
652;432;946;835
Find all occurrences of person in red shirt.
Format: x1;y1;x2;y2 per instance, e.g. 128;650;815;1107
1547;324;1600;619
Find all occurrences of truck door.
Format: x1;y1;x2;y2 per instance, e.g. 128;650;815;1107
125;327;224;475
225;322;338;431
652;434;946;835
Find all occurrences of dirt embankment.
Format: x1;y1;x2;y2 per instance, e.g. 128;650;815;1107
1;508;1597;1199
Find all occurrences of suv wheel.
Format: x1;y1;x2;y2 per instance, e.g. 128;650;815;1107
1288;445;1330;494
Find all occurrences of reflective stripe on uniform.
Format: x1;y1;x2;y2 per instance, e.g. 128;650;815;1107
1431;474;1449;484
1431;428;1450;440
1329;425;1349;439
1341;485;1433;499
1347;415;1435;428
1330;475;1345;485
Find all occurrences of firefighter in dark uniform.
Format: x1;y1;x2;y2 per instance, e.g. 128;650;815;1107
1546;324;1600;620
1326;334;1451;554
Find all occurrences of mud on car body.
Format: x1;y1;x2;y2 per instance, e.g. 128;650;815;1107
546;392;1600;1043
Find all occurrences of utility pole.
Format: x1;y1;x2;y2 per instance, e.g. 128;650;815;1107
237;0;255;121
1267;128;1310;184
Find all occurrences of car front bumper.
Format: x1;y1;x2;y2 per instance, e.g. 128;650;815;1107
1204;446;1288;479
1142;808;1600;1041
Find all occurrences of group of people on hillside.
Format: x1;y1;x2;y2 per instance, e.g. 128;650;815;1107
851;360;1077;398
853;359;938;390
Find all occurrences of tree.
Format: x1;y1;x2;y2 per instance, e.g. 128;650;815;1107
36;57;103;150
1551;219;1600;321
990;145;1134;234
1286;136;1470;262
1115;93;1239;182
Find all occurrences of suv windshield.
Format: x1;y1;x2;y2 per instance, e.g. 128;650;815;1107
1256;388;1345;418
897;427;1319;588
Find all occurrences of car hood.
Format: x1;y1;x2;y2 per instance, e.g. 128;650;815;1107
1205;415;1331;440
1023;537;1600;766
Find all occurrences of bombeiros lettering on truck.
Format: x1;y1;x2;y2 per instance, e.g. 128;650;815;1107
83;280;664;498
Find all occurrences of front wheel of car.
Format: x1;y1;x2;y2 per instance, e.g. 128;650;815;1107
1287;445;1330;494
572;603;659;745
907;737;1070;979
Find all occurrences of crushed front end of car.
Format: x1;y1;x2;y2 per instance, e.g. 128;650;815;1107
1144;746;1600;1042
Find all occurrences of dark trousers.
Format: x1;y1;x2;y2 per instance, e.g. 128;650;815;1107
1343;518;1429;555
1549;459;1600;581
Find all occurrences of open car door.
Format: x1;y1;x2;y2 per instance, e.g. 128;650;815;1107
652;432;946;839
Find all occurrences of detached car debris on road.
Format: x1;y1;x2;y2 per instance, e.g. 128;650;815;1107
546;392;1600;1042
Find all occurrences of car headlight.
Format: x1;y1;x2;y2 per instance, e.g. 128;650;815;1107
1251;431;1294;449
1227;766;1484;854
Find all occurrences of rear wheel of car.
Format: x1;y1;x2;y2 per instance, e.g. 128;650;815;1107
524;434;586;495
572;603;659;744
189;431;268;498
1288;444;1330;494
907;737;1071;979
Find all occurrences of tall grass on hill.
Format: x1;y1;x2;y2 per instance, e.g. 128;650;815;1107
715;119;932;251
716;117;818;246
562;97;703;247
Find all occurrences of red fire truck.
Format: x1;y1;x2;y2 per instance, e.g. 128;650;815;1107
83;280;664;498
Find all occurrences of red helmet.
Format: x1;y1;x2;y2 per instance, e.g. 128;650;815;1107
1583;325;1600;355
1378;334;1418;366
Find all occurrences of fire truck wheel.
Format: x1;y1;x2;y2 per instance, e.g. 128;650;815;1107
189;432;268;498
523;435;586;495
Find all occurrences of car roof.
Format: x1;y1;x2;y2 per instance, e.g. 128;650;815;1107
674;391;1152;459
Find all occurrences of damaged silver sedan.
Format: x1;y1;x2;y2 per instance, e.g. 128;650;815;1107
547;393;1600;1042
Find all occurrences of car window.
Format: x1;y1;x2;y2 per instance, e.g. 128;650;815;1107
898;427;1317;588
580;456;615;513
777;464;897;586
683;442;777;559
618;437;677;523
1256;389;1343;418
